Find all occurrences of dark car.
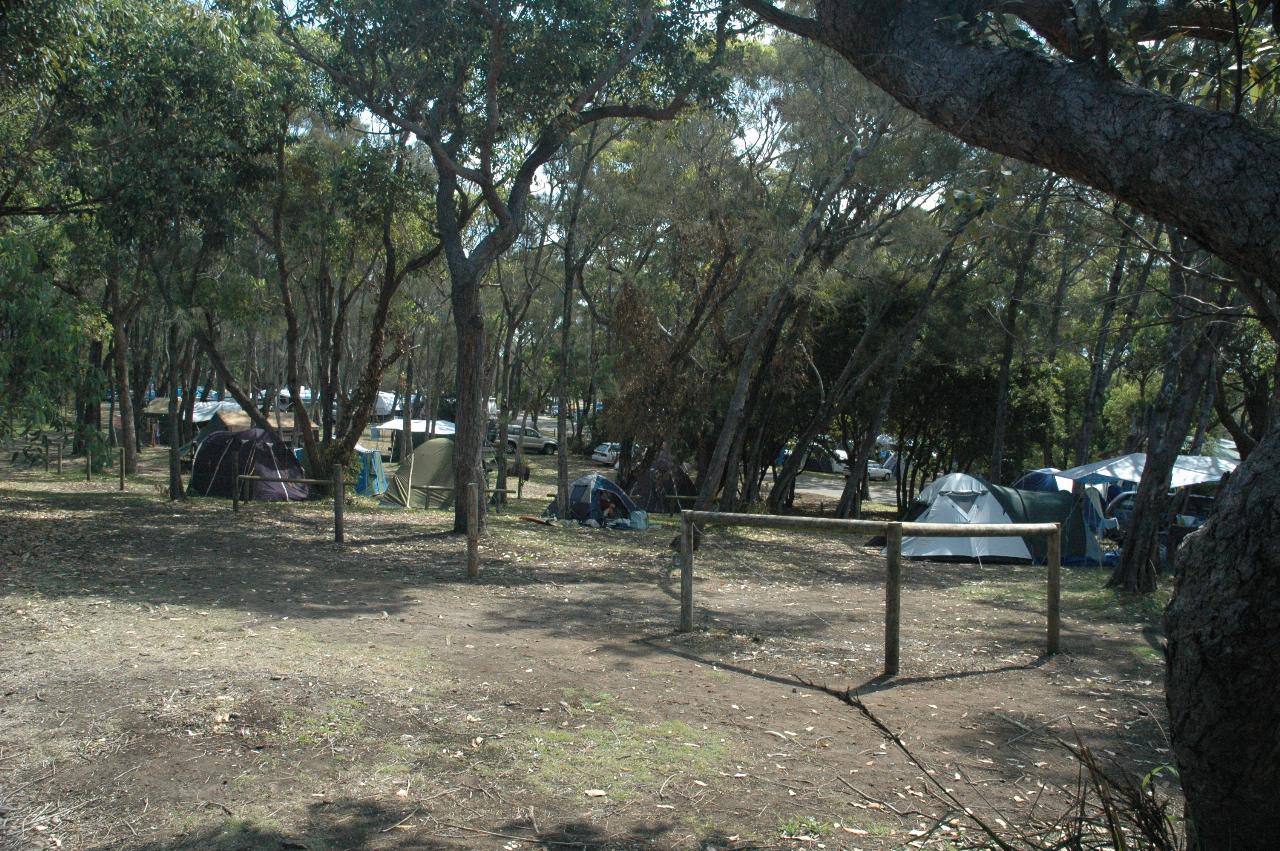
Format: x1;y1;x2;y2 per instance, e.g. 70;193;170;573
1106;490;1215;537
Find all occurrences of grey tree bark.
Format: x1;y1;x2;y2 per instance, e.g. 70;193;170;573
1165;415;1280;850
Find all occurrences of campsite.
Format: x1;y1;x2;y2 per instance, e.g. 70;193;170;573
4;2;1279;850
1;451;1175;850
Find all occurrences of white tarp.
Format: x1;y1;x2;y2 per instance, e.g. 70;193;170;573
1058;453;1237;488
144;398;243;422
902;473;1033;561
374;391;397;416
374;418;455;435
191;401;243;423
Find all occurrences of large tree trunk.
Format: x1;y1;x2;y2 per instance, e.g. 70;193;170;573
451;268;488;533
1165;416;1280;850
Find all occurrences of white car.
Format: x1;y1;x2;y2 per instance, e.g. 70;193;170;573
866;462;892;481
591;442;621;465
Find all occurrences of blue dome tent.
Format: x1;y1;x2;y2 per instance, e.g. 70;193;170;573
546;473;643;527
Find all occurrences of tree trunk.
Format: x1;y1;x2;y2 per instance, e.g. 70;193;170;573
165;321;183;500
773;236;972;510
75;339;105;456
1109;238;1225;591
697;288;796;510
556;257;575;518
108;280;138;475
1165;415;1280;850
451;268;487;533
837;379;896;518
989;179;1053;482
1075;216;1143;464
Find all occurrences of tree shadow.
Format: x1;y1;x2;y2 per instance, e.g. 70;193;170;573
106;797;740;850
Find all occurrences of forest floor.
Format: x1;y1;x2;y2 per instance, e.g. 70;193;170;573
1;448;1174;850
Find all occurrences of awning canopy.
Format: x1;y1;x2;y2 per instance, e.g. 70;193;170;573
1058;453;1237;488
143;398;243;422
374;418;455;435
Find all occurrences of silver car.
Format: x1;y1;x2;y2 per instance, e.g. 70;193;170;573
507;426;557;455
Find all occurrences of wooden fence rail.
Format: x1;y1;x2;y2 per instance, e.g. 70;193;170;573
234;472;346;544
678;510;1062;676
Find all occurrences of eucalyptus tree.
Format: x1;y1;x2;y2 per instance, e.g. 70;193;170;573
281;0;737;531
244;110;444;476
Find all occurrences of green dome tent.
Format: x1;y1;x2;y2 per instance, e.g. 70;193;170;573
382;438;456;509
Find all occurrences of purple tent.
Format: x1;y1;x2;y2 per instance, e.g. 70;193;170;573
189;428;311;501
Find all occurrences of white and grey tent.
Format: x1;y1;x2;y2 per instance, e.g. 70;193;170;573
902;473;1033;561
900;472;1104;564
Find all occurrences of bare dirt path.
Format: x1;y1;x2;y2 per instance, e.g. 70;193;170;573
1;449;1172;850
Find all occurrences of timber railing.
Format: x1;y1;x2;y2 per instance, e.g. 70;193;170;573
677;510;1062;677
234;468;347;543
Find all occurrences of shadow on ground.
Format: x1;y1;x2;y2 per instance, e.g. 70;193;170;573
108;798;736;850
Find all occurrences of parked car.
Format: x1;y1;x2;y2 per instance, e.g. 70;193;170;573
1105;490;1215;537
866;462;892;481
591;442;621;465
507;426;557;455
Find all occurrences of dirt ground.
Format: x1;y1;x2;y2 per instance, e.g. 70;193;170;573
1;448;1174;850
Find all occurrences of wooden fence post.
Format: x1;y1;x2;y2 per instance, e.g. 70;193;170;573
466;481;479;579
679;512;695;633
517;477;523;500
1047;524;1061;656
333;465;345;544
85;450;92;483
119;448;126;491
884;521;903;676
